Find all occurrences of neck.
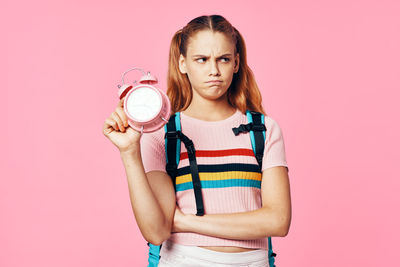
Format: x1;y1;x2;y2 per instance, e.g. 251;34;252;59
183;92;236;122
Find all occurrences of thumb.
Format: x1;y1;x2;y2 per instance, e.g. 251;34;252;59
118;96;126;108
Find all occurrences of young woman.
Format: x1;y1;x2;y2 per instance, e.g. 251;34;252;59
103;15;291;267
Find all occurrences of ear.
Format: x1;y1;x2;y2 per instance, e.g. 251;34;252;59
234;53;240;73
178;54;187;74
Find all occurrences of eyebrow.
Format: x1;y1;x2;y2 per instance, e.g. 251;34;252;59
192;53;233;58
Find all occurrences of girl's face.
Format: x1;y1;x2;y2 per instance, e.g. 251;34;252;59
178;30;240;102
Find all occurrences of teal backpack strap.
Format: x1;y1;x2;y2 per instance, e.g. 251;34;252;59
165;112;205;216
268;236;277;267
146;112;182;267
165;112;182;187
245;110;266;167
245;110;277;267
147;243;161;267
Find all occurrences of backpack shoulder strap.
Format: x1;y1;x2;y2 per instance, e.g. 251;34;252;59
232;110;266;170
164;112;182;190
164;112;204;216
246;110;266;170
147;243;161;267
234;110;277;267
146;113;182;267
247;110;277;267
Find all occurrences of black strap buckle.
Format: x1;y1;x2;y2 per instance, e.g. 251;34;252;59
232;122;266;135
184;140;195;156
251;124;266;132
232;123;251;135
164;131;181;139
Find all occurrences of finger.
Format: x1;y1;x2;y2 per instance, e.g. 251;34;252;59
117;96;126;108
103;118;118;135
111;111;125;132
115;107;128;127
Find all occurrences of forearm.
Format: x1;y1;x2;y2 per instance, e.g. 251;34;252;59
180;207;287;240
120;149;169;245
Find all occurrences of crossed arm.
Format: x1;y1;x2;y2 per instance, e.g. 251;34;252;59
172;166;292;240
121;141;291;246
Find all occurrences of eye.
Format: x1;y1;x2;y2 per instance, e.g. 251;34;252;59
196;58;206;63
221;58;230;62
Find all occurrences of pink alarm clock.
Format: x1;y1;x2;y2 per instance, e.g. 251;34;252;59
117;67;171;133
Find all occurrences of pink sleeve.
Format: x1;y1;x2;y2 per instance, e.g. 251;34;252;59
262;117;289;173
139;127;166;173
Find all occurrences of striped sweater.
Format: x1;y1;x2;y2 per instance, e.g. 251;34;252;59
140;108;289;249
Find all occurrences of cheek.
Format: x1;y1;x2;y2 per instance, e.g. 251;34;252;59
221;66;235;79
223;63;235;73
187;75;200;88
187;69;205;84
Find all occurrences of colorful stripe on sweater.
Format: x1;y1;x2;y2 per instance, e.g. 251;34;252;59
175;148;262;192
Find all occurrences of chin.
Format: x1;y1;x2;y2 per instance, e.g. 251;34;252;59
203;92;228;101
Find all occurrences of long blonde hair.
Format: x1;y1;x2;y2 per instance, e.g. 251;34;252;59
167;15;266;115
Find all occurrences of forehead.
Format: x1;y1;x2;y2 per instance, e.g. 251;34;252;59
186;30;235;55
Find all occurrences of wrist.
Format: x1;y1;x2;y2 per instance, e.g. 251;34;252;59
119;147;141;160
182;213;196;232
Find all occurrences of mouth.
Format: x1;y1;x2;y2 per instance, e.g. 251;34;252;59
206;80;223;85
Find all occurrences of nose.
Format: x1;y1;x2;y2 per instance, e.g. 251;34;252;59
209;60;220;76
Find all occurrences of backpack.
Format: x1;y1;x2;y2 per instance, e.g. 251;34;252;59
147;110;277;267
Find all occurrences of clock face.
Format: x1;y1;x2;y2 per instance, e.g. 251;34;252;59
125;86;162;122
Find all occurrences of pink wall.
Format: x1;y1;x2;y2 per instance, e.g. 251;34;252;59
2;0;399;266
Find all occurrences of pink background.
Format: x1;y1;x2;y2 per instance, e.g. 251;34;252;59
2;0;399;266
